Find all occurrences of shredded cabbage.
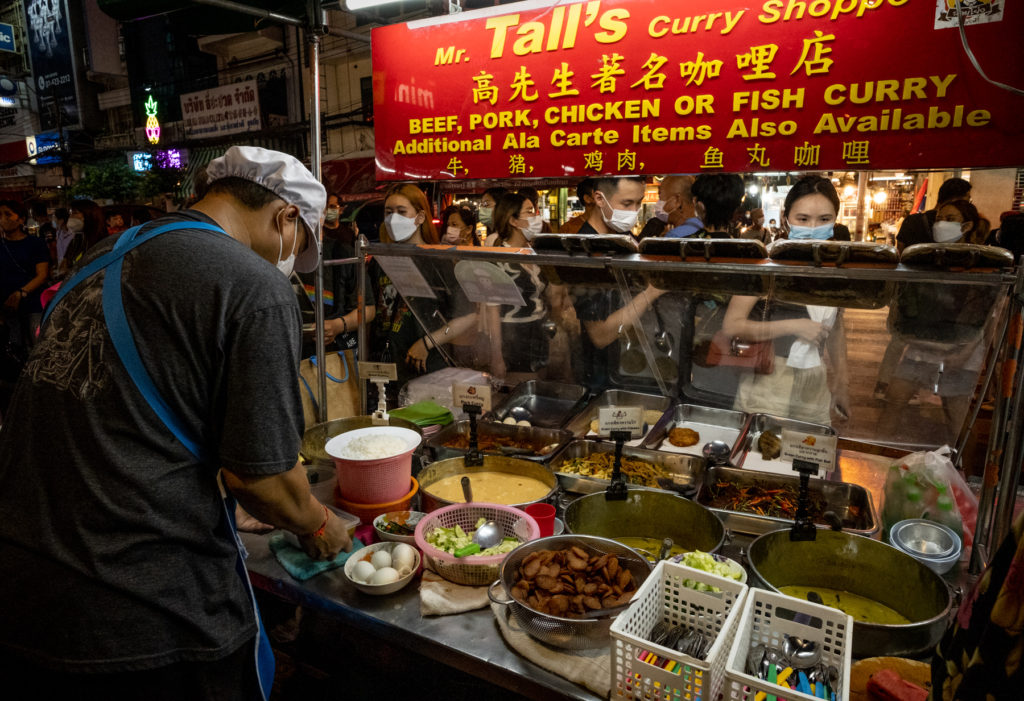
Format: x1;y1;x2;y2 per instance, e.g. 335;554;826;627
426;517;518;556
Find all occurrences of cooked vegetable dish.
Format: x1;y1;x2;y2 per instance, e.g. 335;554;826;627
704;480;834;521
555;453;671;488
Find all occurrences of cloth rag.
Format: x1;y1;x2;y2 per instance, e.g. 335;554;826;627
389;401;454;427
268;533;364;581
419;568;491;615
490;601;611;698
787;305;838;369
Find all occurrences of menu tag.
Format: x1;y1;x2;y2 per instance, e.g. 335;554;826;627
358;361;398;382
454;260;526;306
598;406;644;439
375;255;437;299
781;429;837;476
453;382;491;412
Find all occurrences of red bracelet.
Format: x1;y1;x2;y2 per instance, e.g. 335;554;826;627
309;504;330;538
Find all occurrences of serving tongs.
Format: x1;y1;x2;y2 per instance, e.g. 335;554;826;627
604;430;631;501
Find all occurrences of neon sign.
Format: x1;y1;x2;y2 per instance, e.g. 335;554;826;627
144;95;160;145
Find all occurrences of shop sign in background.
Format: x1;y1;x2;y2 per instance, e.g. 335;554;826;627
180;80;262;139
372;0;1024;180
24;0;81;131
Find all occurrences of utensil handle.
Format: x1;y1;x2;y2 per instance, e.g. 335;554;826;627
461;475;473;503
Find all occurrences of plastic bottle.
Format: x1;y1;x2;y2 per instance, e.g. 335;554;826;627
902;481;924;521
882;464;906;536
928;491;964;540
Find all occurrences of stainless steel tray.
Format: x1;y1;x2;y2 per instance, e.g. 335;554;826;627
563;390;671;445
425;420;571;463
489;380;587;430
641;403;747;456
550;439;704;496
696;466;878;537
730;413;838;476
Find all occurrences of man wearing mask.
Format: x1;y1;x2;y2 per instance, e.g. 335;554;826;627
896;177;972;252
576;176;645;235
0;146;351;700
639;175;694;240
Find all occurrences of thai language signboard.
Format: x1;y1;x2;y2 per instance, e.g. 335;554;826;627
180;80;262;139
371;0;1024;180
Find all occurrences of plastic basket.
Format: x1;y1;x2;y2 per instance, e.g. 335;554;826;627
414;503;539;586
334;477;418;524
325;426;420;503
610;561;748;701
723;588;852;701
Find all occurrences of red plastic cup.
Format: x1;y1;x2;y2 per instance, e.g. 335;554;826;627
524;502;556;538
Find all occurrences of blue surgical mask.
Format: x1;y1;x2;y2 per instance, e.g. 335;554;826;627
788;222;834;240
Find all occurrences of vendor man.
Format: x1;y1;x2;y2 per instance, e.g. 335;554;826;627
0;146;351;700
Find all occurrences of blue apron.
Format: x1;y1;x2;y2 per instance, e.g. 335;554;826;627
43;221;276;700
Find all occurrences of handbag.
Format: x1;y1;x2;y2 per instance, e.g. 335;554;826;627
704;331;775;375
298;349;362;427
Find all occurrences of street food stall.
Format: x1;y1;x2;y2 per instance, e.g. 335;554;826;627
274;0;1024;699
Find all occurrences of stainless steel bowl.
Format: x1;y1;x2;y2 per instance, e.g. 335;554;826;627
890;519;958;558
488;534;653;650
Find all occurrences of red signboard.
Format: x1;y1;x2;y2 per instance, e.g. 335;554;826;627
371;0;1024;180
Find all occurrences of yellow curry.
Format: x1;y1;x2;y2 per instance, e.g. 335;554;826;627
779;585;912;625
613;536;688;561
427;471;550;504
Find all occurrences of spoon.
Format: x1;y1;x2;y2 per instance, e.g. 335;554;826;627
472;520;503;550
783;634;821;669
654;328;674;355
702;440;731;466
657;537;674;561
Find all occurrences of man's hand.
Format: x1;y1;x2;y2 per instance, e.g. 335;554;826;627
234;503;274;534
297;509;353;560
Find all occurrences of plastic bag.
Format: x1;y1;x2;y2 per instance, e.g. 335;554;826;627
885;446;977;550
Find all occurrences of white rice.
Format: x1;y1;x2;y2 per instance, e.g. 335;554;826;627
339;434;408;460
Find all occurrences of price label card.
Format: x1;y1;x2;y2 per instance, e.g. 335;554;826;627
454;260;527;307
358;361;398;382
375;255;437;299
781;429;837;476
598;406;644;439
453;382;492;412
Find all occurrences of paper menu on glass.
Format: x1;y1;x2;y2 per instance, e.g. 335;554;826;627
453;260;526;306
376;255;437;299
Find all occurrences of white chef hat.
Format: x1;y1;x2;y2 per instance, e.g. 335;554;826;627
206;145;326;273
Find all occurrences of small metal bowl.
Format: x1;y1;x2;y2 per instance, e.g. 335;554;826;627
889;519;962;575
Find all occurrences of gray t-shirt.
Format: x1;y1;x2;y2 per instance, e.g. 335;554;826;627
0;210;303;671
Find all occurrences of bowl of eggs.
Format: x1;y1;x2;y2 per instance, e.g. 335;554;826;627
344;541;421;595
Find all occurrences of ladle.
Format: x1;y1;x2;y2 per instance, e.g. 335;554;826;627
454;476;502;555
701;440;732;466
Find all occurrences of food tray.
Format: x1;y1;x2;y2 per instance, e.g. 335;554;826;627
696;466;878;537
641;404;747;457
550;440;704;496
563;390;671;446
730;413;837;477
425;420;571;463
610;560;748;701
723;588;852;701
489;380;587;429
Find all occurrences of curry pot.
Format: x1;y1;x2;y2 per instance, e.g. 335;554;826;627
747;528;953;659
563;489;725;554
417;455;560;513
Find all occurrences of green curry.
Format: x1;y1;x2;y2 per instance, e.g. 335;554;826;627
779;585;912;625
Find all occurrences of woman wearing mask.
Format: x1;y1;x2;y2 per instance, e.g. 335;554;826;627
373;185;476;392
721;175;849;425
485;193;567;380
931;199;980;244
440;204;479;246
477;187;508;240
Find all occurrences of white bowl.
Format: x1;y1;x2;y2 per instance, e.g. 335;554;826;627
343;542;421;595
374;510;427;545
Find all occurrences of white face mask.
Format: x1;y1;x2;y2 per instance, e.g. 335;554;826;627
524;215;544;236
324;207;340;224
653;200;669;222
385;212;419;242
597;194;640;233
443;226;462;244
276;218;298;277
67;218;84;233
933;220;965;243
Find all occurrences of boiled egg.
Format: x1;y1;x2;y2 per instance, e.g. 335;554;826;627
370;567;400;585
503;416;517;425
517;419;531;427
370;549;392;570
391;543;416;574
351;560;377;584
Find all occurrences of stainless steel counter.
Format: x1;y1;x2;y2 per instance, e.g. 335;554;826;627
240;489;602;701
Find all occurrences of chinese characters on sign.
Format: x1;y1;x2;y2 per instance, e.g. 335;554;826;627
372;0;1023;179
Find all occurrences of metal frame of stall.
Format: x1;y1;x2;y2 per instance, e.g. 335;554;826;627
353;239;1024;573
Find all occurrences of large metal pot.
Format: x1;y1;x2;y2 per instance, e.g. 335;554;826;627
417;455;559;513
302;416;422;470
747;529;953;658
563;489;725;553
488;534;653;649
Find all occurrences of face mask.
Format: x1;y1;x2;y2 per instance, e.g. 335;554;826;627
276;218;298;277
653;200;670;222
788;222;834;240
524;215;544;236
597;195;639;233
478;206;493;227
324;208;340;224
67;218;84;233
385;212;419;242
443;226;462;244
933;220;965;243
